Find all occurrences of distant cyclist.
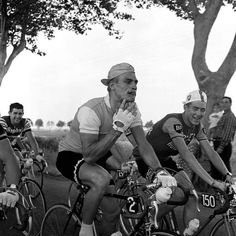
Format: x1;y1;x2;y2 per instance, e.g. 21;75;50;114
56;62;177;236
0;103;46;167
0;123;20;208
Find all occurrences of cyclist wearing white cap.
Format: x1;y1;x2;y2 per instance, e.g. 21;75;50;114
135;90;233;190
56;62;177;236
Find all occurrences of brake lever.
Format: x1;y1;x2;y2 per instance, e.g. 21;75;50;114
192;189;200;212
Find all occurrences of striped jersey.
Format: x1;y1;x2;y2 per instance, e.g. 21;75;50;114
59;94;142;153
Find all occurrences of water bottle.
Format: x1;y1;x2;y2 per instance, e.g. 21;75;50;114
154;187;172;204
183;218;200;236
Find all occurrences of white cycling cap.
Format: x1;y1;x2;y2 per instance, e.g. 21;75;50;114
183;90;207;105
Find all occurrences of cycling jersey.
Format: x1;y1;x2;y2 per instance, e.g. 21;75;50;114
146;113;207;159
0;124;7;141
59;94;142;153
0;116;31;146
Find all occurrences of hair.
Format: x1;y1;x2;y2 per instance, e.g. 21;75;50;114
9;102;24;112
107;77;119;92
222;96;232;104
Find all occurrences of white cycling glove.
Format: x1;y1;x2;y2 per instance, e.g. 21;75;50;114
36;154;45;163
154;169;177;187
0;190;19;207
113;108;135;133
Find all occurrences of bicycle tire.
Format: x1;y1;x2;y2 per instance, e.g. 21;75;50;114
18;178;47;236
151;230;179;236
67;181;79;208
28;160;44;190
209;213;236;236
40;204;81;236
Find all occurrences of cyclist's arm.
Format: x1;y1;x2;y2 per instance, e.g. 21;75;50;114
130;125;162;170
163;118;215;186
0;138;20;186
199;140;229;176
24;131;40;156
172;136;215;185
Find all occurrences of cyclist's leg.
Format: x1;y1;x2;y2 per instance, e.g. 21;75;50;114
56;150;113;236
0;160;5;187
98;184;121;236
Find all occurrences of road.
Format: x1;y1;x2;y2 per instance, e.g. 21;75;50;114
0;174;234;236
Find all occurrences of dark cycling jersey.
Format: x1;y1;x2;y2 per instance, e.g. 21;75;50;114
0;116;31;148
146;113;207;159
0;124;7;141
134;113;207;176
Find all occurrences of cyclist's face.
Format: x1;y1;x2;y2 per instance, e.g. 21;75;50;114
184;101;206;126
111;72;138;102
9;108;24;125
221;98;231;111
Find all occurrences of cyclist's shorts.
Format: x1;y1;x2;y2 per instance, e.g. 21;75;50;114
56;150;112;184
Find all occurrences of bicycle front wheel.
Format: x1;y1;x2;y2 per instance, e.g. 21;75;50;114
19;178;46;236
40;204;81;236
28;160;44;190
210;213;236;236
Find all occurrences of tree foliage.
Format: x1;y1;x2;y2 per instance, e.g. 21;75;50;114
0;0;154;84
56;120;65;128
35;118;43;128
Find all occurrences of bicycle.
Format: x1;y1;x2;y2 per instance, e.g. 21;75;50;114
40;163;188;236
0;187;33;236
151;167;236;236
1;158;47;236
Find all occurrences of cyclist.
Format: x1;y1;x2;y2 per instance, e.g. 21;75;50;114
0;123;20;208
56;62;177;236
0;103;46;164
133;90;233;220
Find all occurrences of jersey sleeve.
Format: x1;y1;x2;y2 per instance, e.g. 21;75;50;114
76;106;101;134
0;124;7;140
162;117;185;139
196;123;208;141
22;118;32;135
0;117;7;130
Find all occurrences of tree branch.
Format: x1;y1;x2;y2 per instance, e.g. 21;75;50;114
218;32;236;82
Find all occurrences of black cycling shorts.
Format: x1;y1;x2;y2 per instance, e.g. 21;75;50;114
56;150;112;183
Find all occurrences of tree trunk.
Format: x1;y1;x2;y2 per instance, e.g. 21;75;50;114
191;0;236;131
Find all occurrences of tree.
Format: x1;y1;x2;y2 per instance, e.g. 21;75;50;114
67;120;73;127
0;0;147;85
56;120;65;128
35;118;43;129
46;120;54;129
152;0;236;129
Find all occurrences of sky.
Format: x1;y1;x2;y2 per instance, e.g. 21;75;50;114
0;5;236;125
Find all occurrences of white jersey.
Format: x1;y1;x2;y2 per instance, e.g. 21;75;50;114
59;94;142;153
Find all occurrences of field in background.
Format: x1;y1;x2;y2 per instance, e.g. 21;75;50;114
33;128;236;176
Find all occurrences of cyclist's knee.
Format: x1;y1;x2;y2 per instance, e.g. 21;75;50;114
90;171;111;191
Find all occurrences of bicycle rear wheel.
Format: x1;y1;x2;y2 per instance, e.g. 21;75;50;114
40;204;81;236
210;213;236;236
19;178;46;236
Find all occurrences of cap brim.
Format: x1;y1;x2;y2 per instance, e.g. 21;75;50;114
101;79;110;86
